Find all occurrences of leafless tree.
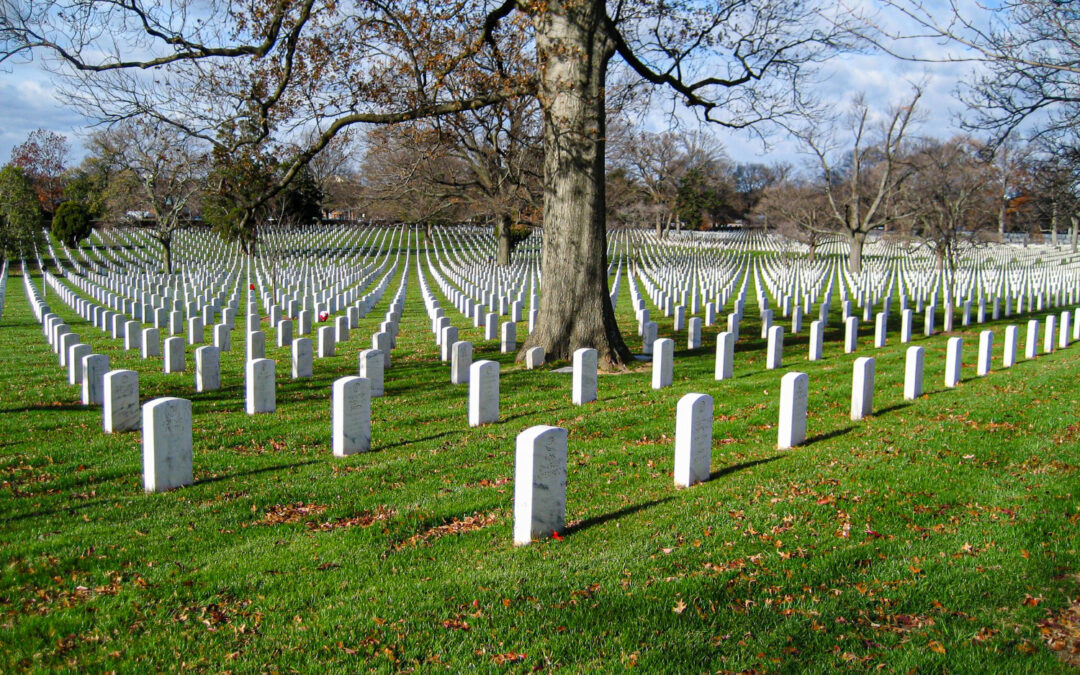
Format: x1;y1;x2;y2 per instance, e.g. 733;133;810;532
898;136;997;284
358;125;469;228
863;0;1080;143
758;179;837;260
610;127;728;237
300;130;361;219
791;86;922;273
92;120;207;273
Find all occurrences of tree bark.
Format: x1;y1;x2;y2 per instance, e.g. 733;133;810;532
520;0;632;369
655;214;663;239
160;233;173;274
496;213;512;266
808;239;816;262
1070;215;1078;253
847;230;865;274
1051;206;1059;247
935;247;944;272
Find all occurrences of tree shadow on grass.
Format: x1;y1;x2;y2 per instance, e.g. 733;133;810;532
873;402;912;417
2;497;128;524
197;459;319;485
566;496;676;535
803;426;854;447
2;403;93;414
709;455;781;481
376;430;465;452
501;405;570;424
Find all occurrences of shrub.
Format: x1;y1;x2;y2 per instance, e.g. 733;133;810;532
52;201;93;247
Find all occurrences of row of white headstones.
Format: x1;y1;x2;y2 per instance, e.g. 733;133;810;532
38;225;413;392
51;226;401;346
27;254;1080;546
21;225;1080;544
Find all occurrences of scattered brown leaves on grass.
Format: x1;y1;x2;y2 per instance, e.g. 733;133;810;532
490;651;526;664
20;574;125;615
1039;594;1080;666
464;477;509;489
394;512;499;550
1053;423;1080;446
1011;456;1077;476
441;618;470;631
175;598;260;634
307;505;396;531
258;502;328;525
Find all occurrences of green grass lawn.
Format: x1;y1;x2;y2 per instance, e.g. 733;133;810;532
1;244;1078;673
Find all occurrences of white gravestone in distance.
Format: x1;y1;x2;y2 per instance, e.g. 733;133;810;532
809;320;824;361
766;325;784;370
450;341;472;385
513;425;568;546
358;349;385;396
142;327;160;358
103;369;139;432
525;346;545;370
317;325;335;357
163;336;185;373
1003;325;1018;368
468;360;500;426
247;330;266;361
292;338;313;379
977;330;994;376
142;397;193;493
651;339;674;390
195;345;220;392
904;346;924;400
778;372;808;449
945;337;963;388
714;331;734;380
674;393;713;488
850;357;875;421
333;376;371;456
82;354;109;405
573;348;599;404
246;358;276;413
68;343;91;385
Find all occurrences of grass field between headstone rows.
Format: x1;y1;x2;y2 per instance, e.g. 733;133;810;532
2;238;1080;673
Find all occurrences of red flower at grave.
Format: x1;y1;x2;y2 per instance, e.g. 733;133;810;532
551;531;563;541
249;283;255;290
319;312;329;322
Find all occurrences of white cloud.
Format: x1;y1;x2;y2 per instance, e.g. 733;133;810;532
0;60;88;164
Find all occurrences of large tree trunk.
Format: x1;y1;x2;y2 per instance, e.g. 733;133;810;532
935;247;945;272
1051;206;1059;247
655;214;663;239
496;213;512;266
1070;215;1078;253
520;0;632;369
847;230;865;274
160;233;173;275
